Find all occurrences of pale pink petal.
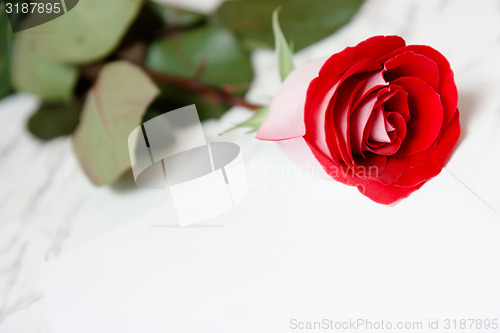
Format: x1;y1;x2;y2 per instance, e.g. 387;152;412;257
369;107;391;143
256;57;327;141
309;82;338;159
350;92;378;156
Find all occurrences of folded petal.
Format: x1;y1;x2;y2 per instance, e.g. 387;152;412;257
377;156;409;185
392;77;444;156
318;35;406;79
383;51;440;91
395;111;460;186
256;57;327;141
350;91;378;157
379;45;458;128
305;140;423;204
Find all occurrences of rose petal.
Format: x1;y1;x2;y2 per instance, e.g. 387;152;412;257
328;78;364;164
256;57;327;141
392;77;444;156
333;68;386;163
387;112;407;143
384;116;395;132
383;51;440;91
382;86;410;121
395;111;460;186
305;81;340;161
350;91;378;157
407;147;433;167
354;152;387;180
307;59;383;163
305;140;424;204
365;111;407;156
355;178;425;205
368;106;391;143
367;137;402;156
352;70;388;107
403;46;458;128
379;45;458;128
377;157;409;185
324;60;385;163
307;36;404;142
318;35;406;79
303;36;404;161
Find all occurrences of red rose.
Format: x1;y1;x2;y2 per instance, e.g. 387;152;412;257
257;35;460;204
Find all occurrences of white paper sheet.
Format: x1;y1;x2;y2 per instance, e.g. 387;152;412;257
41;142;500;333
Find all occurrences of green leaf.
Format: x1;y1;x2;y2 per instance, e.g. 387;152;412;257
222;106;269;134
146;25;254;120
27;0;144;64
11;30;78;101
216;0;364;51
28;100;81;140
0;5;13;98
72;61;160;185
272;8;294;81
146;26;253;87
148;2;206;27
